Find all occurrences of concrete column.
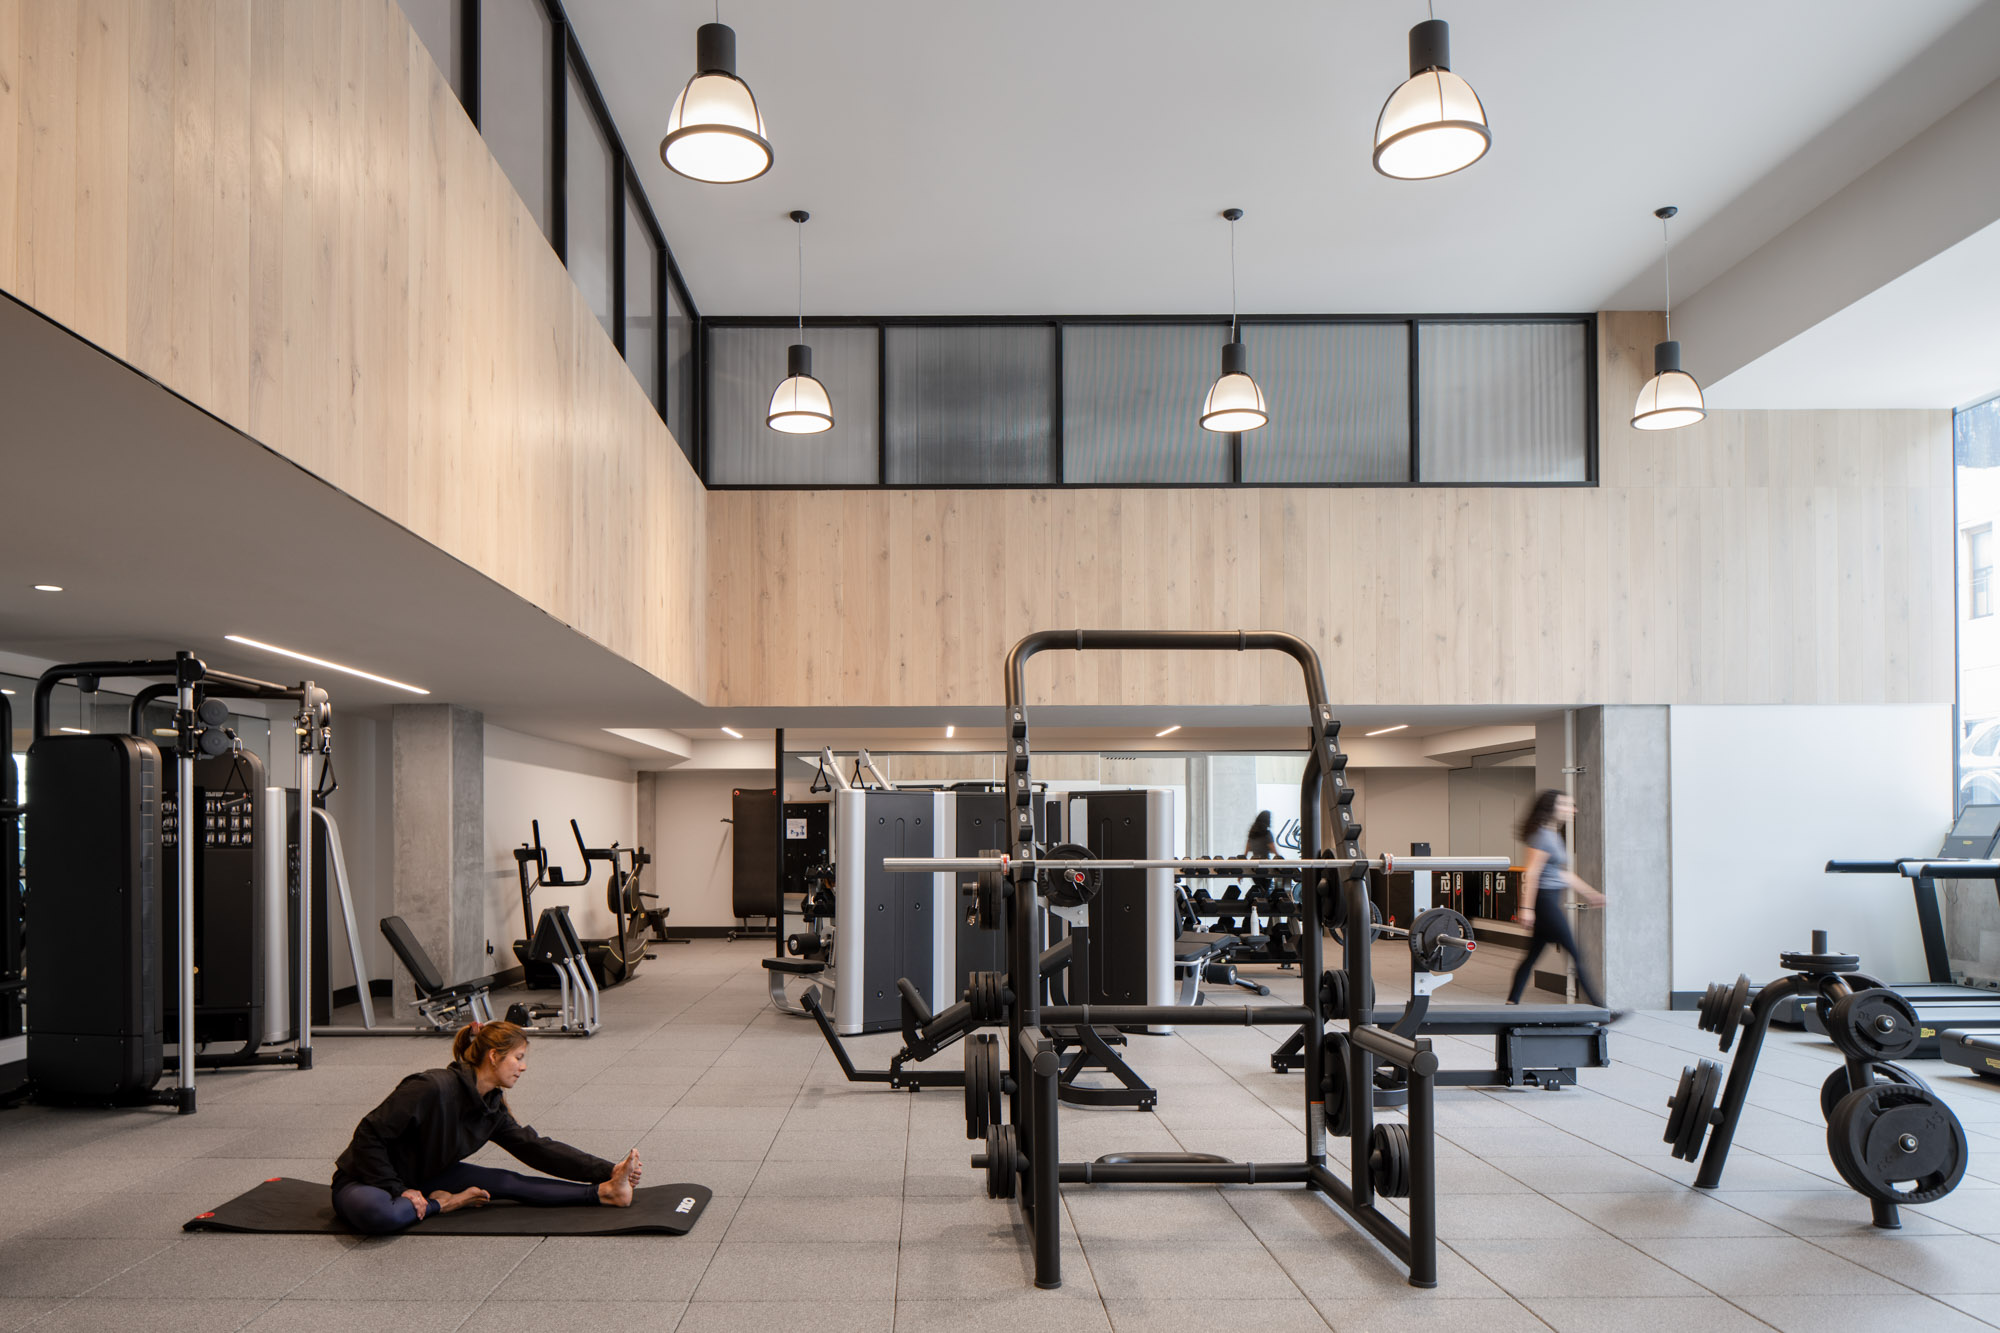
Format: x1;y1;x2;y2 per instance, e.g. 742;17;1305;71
1208;755;1260;857
1572;706;1672;1009
391;704;484;1015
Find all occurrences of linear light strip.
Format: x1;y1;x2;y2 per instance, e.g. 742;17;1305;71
1156;725;1182;738
224;635;430;695
721;726;743;739
1365;724;1409;737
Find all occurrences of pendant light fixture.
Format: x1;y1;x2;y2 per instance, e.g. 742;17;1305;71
659;6;772;184
1372;5;1490;180
1631;206;1707;432
1200;209;1268;434
767;211;833;434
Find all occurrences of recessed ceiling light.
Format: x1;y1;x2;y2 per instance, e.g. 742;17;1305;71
946;725;955;739
224;635;430;695
721;726;743;739
1156;725;1182;738
1365;724;1410;737
33;584;62;592
59;726;88;735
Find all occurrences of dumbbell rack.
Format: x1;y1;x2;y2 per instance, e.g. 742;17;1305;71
1667;930;1970;1229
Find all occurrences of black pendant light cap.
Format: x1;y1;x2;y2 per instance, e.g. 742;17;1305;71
789;209;810;224
1409;18;1451;74
1221;207;1244;222
1653;340;1682;375
1655;205;1679;221
1221;340;1250;376
788;344;813;378
696;22;737;75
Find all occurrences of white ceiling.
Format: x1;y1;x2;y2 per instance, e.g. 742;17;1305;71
566;0;1999;318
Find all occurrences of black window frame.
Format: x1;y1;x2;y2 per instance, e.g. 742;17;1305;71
701;312;1597;491
445;0;700;461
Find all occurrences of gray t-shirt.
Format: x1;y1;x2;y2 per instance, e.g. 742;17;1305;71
1528;827;1567;899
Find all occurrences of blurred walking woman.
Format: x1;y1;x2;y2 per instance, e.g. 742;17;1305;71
1507;790;1609;1010
331;1020;641;1234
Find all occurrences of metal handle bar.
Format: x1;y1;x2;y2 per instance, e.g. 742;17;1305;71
883;855;1512;875
1826;857;2000;879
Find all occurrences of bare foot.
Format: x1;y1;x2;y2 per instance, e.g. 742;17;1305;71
427;1187;490;1213
597;1149;642;1207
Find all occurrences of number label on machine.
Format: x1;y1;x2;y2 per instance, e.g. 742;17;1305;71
786;818;808;840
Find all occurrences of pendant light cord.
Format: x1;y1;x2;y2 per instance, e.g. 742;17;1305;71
1660;213;1673;340
1228;214;1239;340
796;217;804;335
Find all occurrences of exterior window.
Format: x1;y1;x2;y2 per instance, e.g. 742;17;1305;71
1973;526;1993;620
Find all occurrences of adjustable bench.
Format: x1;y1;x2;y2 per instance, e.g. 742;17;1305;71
379;915;496;1031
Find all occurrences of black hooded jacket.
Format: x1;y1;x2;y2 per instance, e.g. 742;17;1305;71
333;1062;614;1196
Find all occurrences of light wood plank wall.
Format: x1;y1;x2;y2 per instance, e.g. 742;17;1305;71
0;0;706;697
708;311;1952;710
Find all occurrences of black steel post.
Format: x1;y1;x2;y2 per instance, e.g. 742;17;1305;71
773;728;785;960
1031;1031;1062;1288
1407;1061;1439;1288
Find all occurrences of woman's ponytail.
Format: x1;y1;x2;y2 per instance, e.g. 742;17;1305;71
452;1018;528;1069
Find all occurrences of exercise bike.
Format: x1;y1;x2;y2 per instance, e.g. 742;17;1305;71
513;819;659;990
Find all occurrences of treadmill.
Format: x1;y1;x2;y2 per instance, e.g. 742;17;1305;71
1803;804;2000;1055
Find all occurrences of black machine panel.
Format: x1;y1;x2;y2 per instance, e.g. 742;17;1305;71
953;792;1048;988
730;790;831;920
862;793;936;1031
25;734;164;1103
2;709;21;1065
1943;805;2000;858
163;751;268;1045
1079;790;1151;1005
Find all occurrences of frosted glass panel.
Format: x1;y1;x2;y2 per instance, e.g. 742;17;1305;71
885;327;1056;485
1063;325;1230;484
1240;324;1410;483
566;75;616;342
666;275;695;465
480;0;554;240
623;194;658;407
1418;322;1588;482
707;326;878;485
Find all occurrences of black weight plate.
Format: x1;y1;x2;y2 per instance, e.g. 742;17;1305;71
1819;1061;1930;1124
1330;897;1386;947
1827;1083;1969;1205
1827;988;1921;1062
1711;975;1750;1053
1665;1059;1722;1162
1319;970;1348;1022
1811;971;1887;1033
1410;907;1475;973
1369;1123;1411;1198
1778;949;1861;974
1320;1033;1351;1137
985;1124;1018;1200
965;1034;998;1140
1695;981;1728;1035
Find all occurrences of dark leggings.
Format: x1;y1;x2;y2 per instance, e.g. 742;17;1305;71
332;1163;599;1235
1507;893;1605;1008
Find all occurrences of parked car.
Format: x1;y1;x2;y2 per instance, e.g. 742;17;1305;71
1962;717;2000;805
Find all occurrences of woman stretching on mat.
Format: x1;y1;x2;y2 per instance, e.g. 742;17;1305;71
331;1019;642;1234
1506;789;1615;1014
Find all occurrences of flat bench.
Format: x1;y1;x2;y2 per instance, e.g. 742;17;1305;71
1270;1002;1612;1089
761;955;830;1016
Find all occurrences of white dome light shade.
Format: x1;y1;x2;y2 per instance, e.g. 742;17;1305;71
660;24;772;184
1200;341;1268;433
1373;20;1489;180
768;344;833;433
1631;340;1706;431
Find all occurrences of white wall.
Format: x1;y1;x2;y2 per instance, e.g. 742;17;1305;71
319;713;394;989
1360;768;1453;858
649;767;818;927
1448;766;1536;861
1668;704;1953;992
484;725;637;951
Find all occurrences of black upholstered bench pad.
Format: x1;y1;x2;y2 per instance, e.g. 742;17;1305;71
184;1177;711;1235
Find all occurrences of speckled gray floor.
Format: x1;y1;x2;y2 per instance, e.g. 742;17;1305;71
3;937;2000;1332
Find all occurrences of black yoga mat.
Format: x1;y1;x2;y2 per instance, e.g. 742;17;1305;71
184;1177;712;1235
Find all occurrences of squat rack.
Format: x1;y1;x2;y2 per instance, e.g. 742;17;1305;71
889;629;1506;1289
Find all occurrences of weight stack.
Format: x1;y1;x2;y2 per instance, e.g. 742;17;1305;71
26;735;165;1104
